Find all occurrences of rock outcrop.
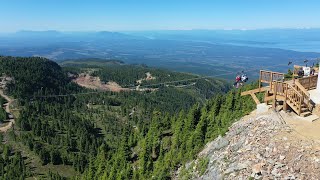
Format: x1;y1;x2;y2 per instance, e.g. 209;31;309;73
176;111;320;179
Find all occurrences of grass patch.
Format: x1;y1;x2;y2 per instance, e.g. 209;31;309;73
196;157;209;176
179;163;194;180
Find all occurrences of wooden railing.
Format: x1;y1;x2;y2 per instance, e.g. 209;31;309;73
297;75;318;90
287;83;304;115
295;81;313;111
271;81;313;115
260;70;284;84
271;81;286;96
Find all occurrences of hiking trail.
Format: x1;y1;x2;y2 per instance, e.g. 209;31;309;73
0;89;15;132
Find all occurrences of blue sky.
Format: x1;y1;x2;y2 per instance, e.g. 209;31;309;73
1;0;320;32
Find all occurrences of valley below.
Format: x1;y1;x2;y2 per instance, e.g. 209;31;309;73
2;29;320;80
1;29;320;179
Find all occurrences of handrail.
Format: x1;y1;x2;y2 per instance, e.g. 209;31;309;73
287;83;303;97
294;80;313;111
272;81;302;97
295;81;310;97
260;70;285;75
270;79;314;115
287;83;303;114
298;74;318;80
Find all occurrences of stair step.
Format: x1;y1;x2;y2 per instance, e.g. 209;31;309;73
276;105;283;112
300;111;312;117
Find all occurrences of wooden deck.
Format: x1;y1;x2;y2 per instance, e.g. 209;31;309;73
242;70;317;117
241;86;269;96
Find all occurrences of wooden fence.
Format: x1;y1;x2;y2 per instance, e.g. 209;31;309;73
297;75;318;90
259;70;284;90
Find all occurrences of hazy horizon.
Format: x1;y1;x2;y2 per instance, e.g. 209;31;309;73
0;27;319;33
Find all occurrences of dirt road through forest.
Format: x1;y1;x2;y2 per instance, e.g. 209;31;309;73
0;89;15;132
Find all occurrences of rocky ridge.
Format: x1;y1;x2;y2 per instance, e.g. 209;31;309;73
176;111;320;179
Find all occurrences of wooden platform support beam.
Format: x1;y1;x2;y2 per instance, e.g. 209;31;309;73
250;92;260;105
241;86;269;96
272;82;277;109
283;83;288;111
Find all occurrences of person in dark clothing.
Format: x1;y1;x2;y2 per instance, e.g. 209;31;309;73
298;68;304;77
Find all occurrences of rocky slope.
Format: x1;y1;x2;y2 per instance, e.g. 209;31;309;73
176;111;320;179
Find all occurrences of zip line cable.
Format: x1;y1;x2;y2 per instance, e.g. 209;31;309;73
33;60;316;98
126;58;320;89
129;63;288;89
33;59;319;98
33;63;284;98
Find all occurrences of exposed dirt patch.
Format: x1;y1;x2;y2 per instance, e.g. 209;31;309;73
281;111;320;143
0;89;15;133
73;73;129;92
135;72;158;92
146;72;155;81
74;72;159;92
136;72;156;84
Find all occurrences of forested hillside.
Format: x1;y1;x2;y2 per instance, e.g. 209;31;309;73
0;56;82;98
0;97;7;122
78;85;258;179
61;59;229;99
0;56;258;179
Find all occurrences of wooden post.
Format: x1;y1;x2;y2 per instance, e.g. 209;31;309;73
264;90;269;104
259;70;262;92
270;72;273;86
309;76;311;90
292;67;295;81
272;82;277;110
298;96;303;116
283;83;288;111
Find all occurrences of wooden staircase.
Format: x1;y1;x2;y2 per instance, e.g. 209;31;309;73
286;101;311;117
267;81;314;117
242;70;317;117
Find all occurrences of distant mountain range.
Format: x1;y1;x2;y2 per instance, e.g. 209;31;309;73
0;29;320;79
